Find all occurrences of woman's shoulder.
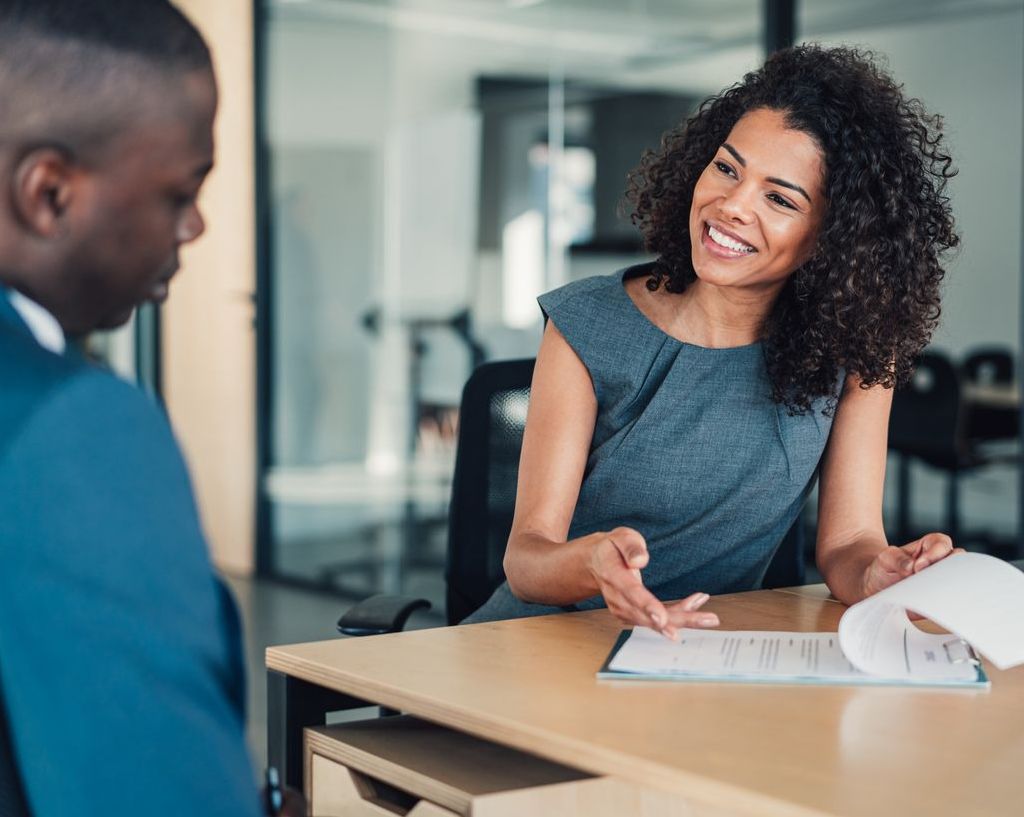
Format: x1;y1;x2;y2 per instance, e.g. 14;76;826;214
538;269;620;310
539;262;654;313
534;264;660;406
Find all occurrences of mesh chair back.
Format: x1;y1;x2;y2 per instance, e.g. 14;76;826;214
889;352;962;468
0;681;30;817
446;359;535;624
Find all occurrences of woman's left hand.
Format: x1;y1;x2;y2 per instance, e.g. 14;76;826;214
860;532;964;599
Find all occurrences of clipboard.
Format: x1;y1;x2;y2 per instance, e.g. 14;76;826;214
596;628;991;689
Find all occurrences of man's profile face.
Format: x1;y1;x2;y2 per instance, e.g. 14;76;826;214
66;69;216;333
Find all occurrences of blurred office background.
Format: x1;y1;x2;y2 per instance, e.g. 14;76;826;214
247;0;1024;613
92;0;1023;654
84;0;1020;764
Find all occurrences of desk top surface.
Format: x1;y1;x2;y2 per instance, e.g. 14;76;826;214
267;586;1024;817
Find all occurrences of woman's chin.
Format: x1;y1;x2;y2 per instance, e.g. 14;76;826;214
692;259;748;288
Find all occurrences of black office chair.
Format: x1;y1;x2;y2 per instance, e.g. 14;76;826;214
961;346;1018;444
338;358;806;634
443;358;536;623
888;351;1016;545
0;681;31;817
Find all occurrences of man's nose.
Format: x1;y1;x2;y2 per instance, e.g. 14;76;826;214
177;204;206;244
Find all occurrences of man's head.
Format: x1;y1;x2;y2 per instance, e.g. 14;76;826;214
0;0;216;336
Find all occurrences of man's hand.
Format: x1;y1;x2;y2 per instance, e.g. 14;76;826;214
588;526;719;639
860;532;964;600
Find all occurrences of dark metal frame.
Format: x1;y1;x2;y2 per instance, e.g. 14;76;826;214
266;672;368;790
764;0;796;53
254;0;276;578
133;303;163;401
1020;5;1024;557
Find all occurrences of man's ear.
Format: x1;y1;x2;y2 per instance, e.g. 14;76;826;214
10;147;78;238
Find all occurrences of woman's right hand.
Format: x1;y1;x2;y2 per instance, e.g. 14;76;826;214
588;527;719;639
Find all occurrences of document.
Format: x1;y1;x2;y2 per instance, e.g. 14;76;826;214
599;553;1024;688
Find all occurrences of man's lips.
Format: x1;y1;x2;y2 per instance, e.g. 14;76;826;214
150;282;170;303
149;268;177;304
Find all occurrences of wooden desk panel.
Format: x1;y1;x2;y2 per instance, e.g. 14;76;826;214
267;588;1024;817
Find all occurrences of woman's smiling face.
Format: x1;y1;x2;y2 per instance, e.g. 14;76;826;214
689;107;826;298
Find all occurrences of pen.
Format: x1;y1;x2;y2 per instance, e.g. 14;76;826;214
265;766;283;816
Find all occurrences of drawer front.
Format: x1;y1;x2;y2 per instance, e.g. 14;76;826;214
304;718;700;816
309;752;461;817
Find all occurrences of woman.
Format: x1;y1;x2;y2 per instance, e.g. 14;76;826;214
465;45;961;636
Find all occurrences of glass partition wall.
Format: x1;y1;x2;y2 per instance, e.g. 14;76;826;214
256;0;1024;609
256;0;770;609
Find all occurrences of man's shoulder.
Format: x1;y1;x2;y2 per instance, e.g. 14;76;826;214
0;325;166;461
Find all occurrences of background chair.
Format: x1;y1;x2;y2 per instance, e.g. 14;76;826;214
962;346;1014;386
888;351;1016;548
443;358;536;624
339;358;807;634
961;345;1018;444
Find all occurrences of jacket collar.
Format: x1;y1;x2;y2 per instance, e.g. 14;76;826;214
0;286;33;339
0;286;69;356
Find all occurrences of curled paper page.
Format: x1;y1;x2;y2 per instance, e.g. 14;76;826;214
838;552;1024;673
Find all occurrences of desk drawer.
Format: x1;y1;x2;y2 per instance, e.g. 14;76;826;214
305;716;683;817
309;752;458;817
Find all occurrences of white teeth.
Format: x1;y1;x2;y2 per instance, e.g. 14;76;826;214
708;224;755;253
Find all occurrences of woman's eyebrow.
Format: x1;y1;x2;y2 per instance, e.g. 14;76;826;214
767;175;811;203
721;142;812;204
722;142;746;167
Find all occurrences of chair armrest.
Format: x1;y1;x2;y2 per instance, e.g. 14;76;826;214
337;595;432;636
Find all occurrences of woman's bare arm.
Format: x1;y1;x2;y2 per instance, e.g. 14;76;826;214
502;322;718;637
502;321;602;603
816;374;957;605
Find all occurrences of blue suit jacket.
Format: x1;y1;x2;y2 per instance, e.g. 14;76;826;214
0;289;262;817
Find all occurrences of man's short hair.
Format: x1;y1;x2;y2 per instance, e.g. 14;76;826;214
0;0;212;158
0;0;210;71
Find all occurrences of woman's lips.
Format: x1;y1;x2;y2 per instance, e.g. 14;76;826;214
701;222;756;259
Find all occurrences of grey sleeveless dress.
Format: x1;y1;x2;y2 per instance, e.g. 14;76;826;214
463;264;837;623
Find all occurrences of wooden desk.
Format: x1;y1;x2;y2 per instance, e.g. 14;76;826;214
266;587;1024;817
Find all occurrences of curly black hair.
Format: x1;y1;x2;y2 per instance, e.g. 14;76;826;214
626;44;959;414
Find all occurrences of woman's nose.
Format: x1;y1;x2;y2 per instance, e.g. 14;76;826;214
718;182;756;223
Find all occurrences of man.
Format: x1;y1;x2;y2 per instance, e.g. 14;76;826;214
0;2;264;814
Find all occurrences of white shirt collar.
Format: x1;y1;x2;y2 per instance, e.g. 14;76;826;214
6;288;66;355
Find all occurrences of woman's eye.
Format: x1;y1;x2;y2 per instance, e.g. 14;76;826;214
714;160;735;177
767;192;794;209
